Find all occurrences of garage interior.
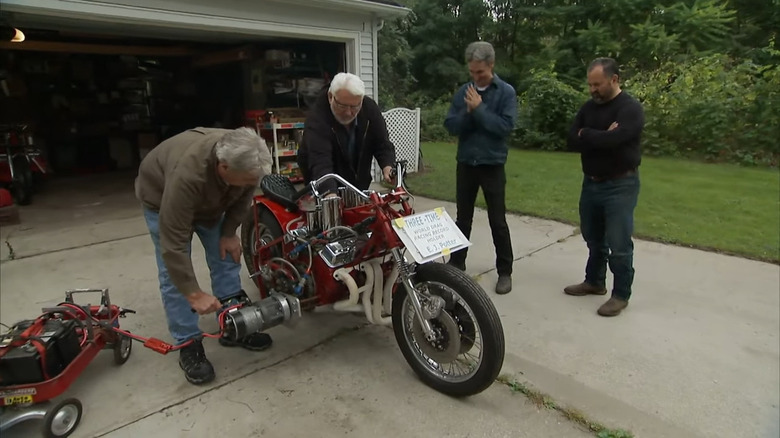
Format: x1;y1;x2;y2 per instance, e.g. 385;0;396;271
0;15;345;215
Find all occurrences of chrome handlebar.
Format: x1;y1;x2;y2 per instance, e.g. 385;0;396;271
309;173;370;200
309;160;409;200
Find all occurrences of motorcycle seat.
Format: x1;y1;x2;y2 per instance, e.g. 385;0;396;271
260;174;300;212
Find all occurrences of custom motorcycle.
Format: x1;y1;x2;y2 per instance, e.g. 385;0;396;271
234;161;505;397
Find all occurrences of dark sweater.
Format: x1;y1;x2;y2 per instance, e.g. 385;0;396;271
298;90;395;192
568;91;644;178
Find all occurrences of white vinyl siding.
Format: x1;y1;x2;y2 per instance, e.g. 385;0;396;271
359;24;375;99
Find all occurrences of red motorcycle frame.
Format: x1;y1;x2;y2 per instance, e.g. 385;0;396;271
240;163;505;397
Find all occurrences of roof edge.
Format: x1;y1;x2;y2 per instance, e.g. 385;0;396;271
298;0;410;18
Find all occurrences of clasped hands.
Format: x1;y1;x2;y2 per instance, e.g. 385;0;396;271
465;85;482;112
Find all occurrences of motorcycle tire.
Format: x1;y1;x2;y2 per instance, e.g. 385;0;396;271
241;206;283;286
11;155;33;206
392;262;505;397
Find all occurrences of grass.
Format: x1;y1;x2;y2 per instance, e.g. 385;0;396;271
407;142;780;263
496;375;634;438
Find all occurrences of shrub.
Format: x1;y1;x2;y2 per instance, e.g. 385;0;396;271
512;67;586;151
419;96;456;142
626;53;780;166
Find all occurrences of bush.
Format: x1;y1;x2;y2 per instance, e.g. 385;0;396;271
626;52;780;166
419;96;456;142
512;67;587;151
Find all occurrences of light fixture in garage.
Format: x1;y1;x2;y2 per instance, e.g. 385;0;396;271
11;27;24;42
1;24;25;42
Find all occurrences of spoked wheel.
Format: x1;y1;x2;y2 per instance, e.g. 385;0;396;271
43;398;82;438
392;262;505;397
113;332;133;365
11;155;33;206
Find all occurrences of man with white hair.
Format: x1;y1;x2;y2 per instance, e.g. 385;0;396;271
135;126;273;385
297;72;396;193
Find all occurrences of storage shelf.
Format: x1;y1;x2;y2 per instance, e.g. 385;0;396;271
255;120;304;181
259;122;304;130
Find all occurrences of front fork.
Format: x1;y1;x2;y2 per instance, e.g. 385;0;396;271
391;248;444;341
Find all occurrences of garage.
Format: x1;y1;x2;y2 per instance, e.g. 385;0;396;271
0;0;408;209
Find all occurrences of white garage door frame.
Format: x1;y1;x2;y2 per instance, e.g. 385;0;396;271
2;0;363;76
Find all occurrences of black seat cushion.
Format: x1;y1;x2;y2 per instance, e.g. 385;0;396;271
260;174;299;212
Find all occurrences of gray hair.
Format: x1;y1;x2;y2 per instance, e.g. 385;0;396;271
588;57;620;79
329;72;365;96
465;41;495;64
215;127;272;175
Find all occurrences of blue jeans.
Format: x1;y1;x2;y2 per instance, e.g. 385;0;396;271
579;173;640;300
143;208;242;344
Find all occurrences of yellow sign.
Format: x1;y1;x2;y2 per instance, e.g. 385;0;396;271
4;395;33;405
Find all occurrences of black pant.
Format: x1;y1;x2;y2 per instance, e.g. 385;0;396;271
450;163;514;276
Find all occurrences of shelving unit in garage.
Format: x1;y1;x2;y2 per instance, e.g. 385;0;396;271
258;121;304;182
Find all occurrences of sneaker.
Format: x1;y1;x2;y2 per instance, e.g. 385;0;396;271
178;339;215;385
563;282;607;296
495;275;512;294
597;297;629;317
219;332;273;351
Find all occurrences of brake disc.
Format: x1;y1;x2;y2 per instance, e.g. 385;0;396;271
411;309;461;363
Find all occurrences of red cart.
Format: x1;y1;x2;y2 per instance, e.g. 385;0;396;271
0;288;134;438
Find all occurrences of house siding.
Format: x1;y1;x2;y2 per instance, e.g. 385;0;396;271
359;23;375;100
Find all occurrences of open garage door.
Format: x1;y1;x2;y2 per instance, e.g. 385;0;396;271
0;0;373;199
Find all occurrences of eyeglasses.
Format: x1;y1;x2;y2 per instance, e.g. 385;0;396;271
331;96;362;111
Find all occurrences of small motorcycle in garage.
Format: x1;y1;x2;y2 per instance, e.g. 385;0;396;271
0;124;50;206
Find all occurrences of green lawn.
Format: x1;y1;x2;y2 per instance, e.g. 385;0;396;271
406;142;780;263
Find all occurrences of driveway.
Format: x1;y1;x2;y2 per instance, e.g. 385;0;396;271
1;174;778;438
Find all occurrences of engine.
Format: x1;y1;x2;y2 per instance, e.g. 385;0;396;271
254;193;374;305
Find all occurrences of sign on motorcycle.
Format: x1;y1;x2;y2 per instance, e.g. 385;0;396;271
391;208;470;263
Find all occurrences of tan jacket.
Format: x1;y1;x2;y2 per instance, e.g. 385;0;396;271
135;127;269;296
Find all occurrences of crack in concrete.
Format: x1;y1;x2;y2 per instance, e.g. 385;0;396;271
0;233;148;262
476;229;580;278
92;323;369;437
3;239;15;260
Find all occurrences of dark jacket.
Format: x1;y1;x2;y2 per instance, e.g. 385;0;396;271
443;74;517;166
297;90;396;192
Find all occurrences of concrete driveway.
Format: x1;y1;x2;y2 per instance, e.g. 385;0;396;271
1;173;778;438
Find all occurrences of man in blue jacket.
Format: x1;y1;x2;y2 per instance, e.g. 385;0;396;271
444;41;518;294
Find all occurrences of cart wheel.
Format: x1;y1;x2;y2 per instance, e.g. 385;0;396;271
43;398;82;438
114;332;132;365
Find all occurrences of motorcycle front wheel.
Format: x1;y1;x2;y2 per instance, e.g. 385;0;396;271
392;262;505;397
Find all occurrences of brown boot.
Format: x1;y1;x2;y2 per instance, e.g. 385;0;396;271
563;282;607;296
597;297;628;317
